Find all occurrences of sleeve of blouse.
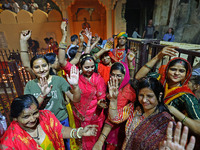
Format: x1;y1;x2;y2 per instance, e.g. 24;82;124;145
183;94;200;120
96;75;107;101
62;61;73;75
109;103;134;124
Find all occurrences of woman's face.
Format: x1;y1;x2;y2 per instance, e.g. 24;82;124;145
167;63;186;85
168;28;172;33
118;36;127;46
101;54;111;65
32;58;50;78
110;69;125;85
82;59;95;78
15;103;39;130
138;87;158;113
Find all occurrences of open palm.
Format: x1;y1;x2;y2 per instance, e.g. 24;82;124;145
66;65;79;86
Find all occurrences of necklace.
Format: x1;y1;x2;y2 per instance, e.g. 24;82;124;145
27;126;40;140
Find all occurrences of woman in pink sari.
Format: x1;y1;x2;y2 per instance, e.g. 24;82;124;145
59;50;107;149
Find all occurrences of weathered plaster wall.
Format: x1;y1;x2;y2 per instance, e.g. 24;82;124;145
153;0;200;44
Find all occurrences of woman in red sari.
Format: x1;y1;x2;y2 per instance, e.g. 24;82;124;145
0;94;98;150
93;62;136;149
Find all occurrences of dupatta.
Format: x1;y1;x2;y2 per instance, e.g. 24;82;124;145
158;57;195;104
0;110;64;150
125;111;174;150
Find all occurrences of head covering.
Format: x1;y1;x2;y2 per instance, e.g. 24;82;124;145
192;68;200;76
160;57;192;87
118;62;130;90
116;32;128;38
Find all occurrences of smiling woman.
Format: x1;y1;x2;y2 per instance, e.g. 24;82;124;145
0;95;98;149
135;46;200;135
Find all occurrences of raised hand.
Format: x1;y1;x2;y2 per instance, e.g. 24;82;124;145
79;31;84;43
108;77;119;100
103;38;114;51
20;30;31;41
157;46;179;59
97;99;108;109
82;125;98;136
127;51;135;62
61;21;67;32
159;121;196;150
38;77;53;97
83;28;92;40
66;65;79;86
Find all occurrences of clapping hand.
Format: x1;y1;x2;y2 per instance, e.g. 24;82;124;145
82;125;98;136
20;30;31;41
38;77;53;97
66;65;79;86
159;121;196;150
107;77;119;100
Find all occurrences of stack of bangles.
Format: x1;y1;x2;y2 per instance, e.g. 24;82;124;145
93;54;98;59
70;127;83;139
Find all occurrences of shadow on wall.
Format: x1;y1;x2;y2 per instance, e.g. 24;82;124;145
0;9;63;50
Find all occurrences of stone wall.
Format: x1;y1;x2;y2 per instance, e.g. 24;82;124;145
153;0;200;44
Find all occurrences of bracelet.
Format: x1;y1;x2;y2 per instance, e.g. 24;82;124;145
101;133;107;139
181;116;187;124
129;67;135;70
70;128;76;138
77;127;83;138
20;51;28;53
109;106;117;110
59;42;67;49
39;94;46;99
94;54;98;59
144;64;153;70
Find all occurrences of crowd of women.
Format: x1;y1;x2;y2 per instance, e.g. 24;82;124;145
0;21;199;150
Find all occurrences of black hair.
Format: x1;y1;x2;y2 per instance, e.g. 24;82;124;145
190;75;200;85
44;38;49;44
49;37;53;40
98;38;103;45
71;34;78;42
134;77;168;113
79;54;97;72
110;62;125;75
44;53;56;64
168;59;188;74
167;28;174;35
10;94;39;118
30;55;49;68
69;47;79;61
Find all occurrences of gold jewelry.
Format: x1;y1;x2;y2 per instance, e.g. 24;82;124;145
109;106;117;110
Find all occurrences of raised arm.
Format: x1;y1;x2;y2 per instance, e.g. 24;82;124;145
168;105;200;135
127;49;136;79
70;31;84;65
20;30;35;77
58;21;68;67
135;46;178;80
83;28;92;53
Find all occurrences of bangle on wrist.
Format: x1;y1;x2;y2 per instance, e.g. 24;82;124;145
109;106;117;110
181;116;187;124
129;67;135;70
77;127;83;138
21;51;28;53
39;94;46;99
144;64;153;70
101;133;107;139
59;42;67;49
70;128;76;138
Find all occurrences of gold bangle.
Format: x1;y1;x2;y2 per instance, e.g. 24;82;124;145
181;116;187;124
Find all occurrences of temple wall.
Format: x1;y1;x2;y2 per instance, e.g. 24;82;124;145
0;9;62;50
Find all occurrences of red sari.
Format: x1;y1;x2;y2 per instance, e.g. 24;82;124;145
106;62;136;149
0;110;64;150
63;62;107;150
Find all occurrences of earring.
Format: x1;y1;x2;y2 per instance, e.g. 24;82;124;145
159;92;163;102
